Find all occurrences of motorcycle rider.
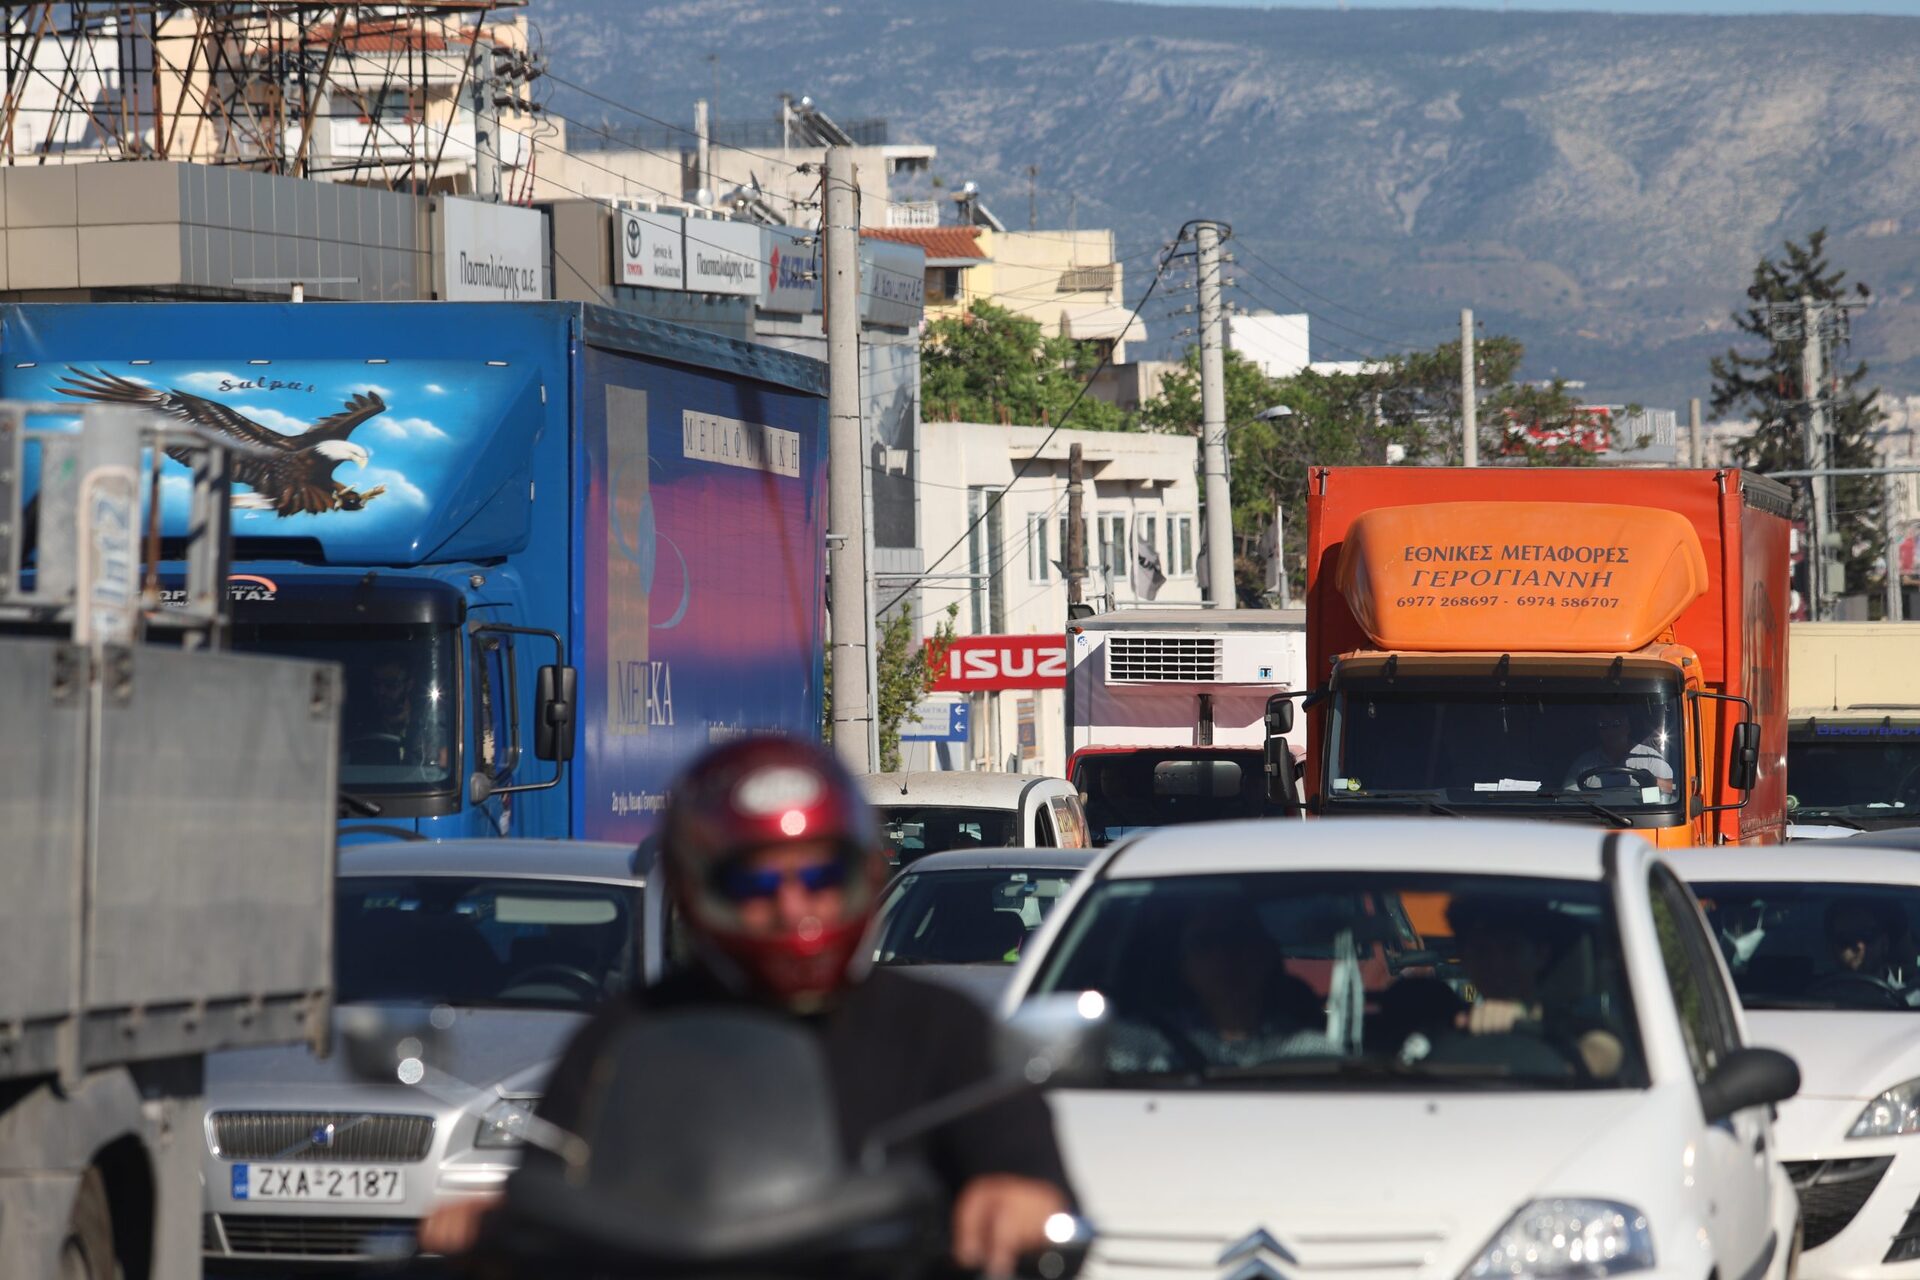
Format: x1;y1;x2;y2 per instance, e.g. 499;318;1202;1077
420;736;1074;1273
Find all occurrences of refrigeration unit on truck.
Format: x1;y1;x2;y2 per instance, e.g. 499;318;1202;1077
1786;621;1920;831
1064;607;1306;844
0;301;829;843
0;404;337;1279
1302;466;1790;847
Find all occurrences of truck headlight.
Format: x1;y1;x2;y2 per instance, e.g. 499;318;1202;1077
1464;1199;1653;1279
475;1097;539;1150
1850;1079;1920;1138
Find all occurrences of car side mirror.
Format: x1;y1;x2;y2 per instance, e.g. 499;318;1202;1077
1728;720;1760;792
1265;692;1295;737
536;664;578;762
1002;992;1112;1090
1700;1046;1799;1123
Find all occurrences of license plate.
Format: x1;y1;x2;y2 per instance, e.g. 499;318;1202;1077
231;1164;406;1203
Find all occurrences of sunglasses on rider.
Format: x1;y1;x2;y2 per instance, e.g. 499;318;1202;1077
714;861;848;903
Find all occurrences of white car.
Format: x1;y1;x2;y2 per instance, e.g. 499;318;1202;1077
1004;819;1802;1280
1679;845;1920;1279
858;771;1091;863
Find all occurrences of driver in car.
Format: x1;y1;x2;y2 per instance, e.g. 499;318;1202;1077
1827;900;1909;989
1563;709;1674;794
1447;894;1625;1081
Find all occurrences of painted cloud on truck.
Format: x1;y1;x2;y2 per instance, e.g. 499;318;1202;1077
56;367;391;516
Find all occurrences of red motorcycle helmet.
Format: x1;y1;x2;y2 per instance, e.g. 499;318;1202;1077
661;736;888;1009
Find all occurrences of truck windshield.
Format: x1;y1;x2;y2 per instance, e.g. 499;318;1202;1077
1787;730;1920;826
1073;749;1290;846
1325;679;1684;821
231;622;459;797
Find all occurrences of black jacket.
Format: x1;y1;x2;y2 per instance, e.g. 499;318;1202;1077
531;966;1074;1200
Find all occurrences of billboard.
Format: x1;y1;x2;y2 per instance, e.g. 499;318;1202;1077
927;635;1068;691
860;238;926;329
438;197;546;301
615;210;686;290
682;217;760;297
761;225;822;314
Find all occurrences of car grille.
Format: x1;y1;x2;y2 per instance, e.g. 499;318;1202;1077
1786;1157;1893;1250
209;1110;435;1163
204;1213;417;1260
1884;1188;1920;1263
1090;1225;1449;1280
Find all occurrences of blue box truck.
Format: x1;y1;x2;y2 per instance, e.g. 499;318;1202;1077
1;301;829;840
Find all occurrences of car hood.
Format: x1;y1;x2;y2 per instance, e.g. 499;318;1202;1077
1052;1086;1674;1276
1746;1010;1920;1100
209;1005;586;1102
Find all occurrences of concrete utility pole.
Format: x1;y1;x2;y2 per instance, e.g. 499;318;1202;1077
470;42;501;202
694;99;711;200
1689;398;1705;468
1802;294;1835;621
1196;221;1234;609
1887;472;1905;622
824;147;874;770
1460;308;1478;467
1067;442;1086;607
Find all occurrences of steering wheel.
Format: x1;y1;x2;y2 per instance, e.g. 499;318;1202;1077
1808;970;1908;1010
1575;766;1657;790
346;732;407;762
1137;1011;1210;1076
502;964;602;999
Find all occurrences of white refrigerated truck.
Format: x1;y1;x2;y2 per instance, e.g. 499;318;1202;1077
1064;607;1306;844
0;405;337;1279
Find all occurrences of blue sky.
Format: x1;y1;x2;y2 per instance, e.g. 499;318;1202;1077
1135;1;1920;12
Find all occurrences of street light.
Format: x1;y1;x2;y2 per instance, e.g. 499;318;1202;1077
1256;404;1294;423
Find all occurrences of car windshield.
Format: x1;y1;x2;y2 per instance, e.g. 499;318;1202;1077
1325;679;1683;818
876;805;1021;861
337;877;638;1009
234;622;459;796
1787;732;1920;823
874;867;1082;967
1028;871;1647;1089
1692;881;1920;1011
1074;750;1289;846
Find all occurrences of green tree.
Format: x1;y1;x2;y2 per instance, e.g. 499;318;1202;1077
823;604;959;772
921;302;1127;430
1710;229;1884;599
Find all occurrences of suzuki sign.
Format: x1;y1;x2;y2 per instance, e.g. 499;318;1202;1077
927;635;1068;692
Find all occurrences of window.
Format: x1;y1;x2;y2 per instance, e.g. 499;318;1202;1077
926;266;965;304
967;487;1006;633
1098;514;1127;581
1027;513;1052;582
1138;515;1159;570
471;630;514;778
1035;805;1057;847
1167;515;1195;576
1649;867;1740;1086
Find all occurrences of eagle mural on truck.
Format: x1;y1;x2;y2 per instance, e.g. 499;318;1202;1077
56;367;390;516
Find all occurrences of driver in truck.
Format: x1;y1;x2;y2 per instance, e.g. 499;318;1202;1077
1562;709;1675;794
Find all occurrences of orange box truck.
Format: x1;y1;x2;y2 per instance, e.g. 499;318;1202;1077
1300;467;1790;847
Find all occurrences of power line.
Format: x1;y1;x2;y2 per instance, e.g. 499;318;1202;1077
1233;243;1426;347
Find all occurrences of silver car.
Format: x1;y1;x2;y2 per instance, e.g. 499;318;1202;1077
200;838;669;1269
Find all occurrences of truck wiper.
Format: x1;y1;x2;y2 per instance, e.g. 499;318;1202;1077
1537;792;1631;827
337;789;383;818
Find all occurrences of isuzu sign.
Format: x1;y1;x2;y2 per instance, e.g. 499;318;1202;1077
927;635;1068;692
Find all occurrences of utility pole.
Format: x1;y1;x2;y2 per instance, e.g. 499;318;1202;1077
1887;471;1905;622
694;98;711;201
1802;294;1834;621
1067;443;1086;607
1689;398;1705;468
470;42;501;202
1027;165;1038;231
824;147;873;770
1460;308;1478;467
1196;221;1234;609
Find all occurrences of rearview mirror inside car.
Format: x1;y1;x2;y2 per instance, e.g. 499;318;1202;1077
535;664;579;762
1728;720;1760;792
1700;1046;1799;1123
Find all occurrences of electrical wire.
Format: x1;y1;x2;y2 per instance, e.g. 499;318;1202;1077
1232;243;1427;348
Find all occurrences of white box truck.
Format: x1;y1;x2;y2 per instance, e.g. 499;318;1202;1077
1064;607;1305;844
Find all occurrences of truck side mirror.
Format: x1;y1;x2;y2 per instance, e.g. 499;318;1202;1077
536;664;578;762
1265;692;1295;737
1264;737;1299;807
1728;720;1760;792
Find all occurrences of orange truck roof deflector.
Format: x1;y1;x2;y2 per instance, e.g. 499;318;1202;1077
1335;501;1711;653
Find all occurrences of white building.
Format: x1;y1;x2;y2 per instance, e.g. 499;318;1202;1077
1228;311;1310;378
909;424;1203;777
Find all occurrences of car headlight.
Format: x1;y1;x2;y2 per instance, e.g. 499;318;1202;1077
1464;1199;1654;1279
1850;1079;1920;1138
475;1097;539;1150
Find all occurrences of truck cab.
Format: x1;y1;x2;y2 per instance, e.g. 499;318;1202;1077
1065;607;1306;844
1305;469;1789;847
1787;622;1920;831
